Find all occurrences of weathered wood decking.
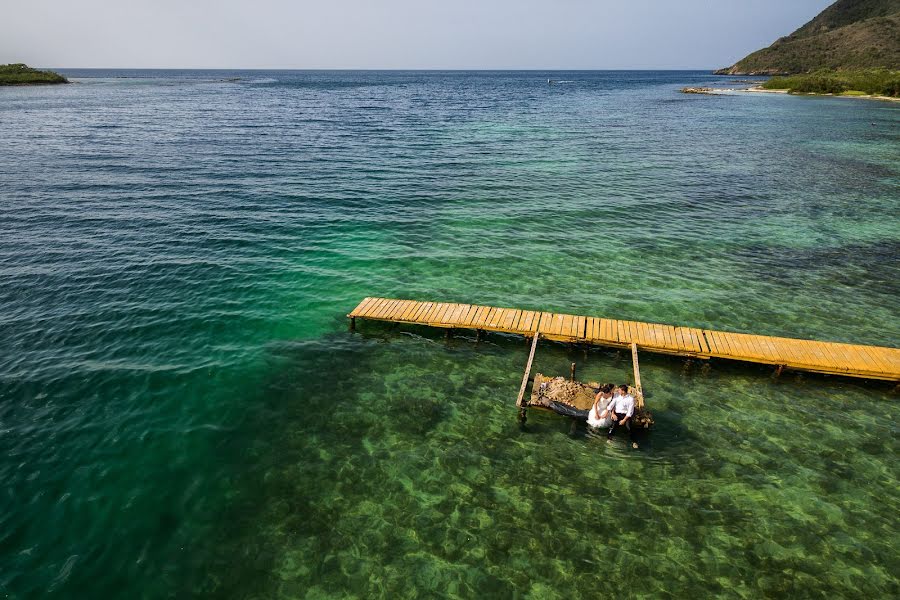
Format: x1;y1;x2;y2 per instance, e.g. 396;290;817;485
348;297;900;382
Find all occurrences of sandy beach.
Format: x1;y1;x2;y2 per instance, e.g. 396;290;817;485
685;85;900;103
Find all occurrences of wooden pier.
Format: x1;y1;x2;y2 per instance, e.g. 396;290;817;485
348;297;900;382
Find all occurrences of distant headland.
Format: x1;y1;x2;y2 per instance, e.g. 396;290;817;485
714;0;900;76
0;64;68;85
699;0;900;101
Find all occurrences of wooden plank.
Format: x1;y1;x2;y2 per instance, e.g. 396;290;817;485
574;315;586;339
369;298;395;319
563;314;576;338
631;321;643;345
414;301;433;322
748;334;776;359
424;302;446;323
469;305;488;328
784;340;820;367
412;301;432;321
396;300;417;321
519;310;538;332
672;327;688;352
853;344;892;374
786;339;819;366
738;334;766;359
694;329;710;354
690;328;705;353
385;299;406;320
700;329;716;354
487;308;505;329
709;331;731;356
724;333;752;359
450;303;470;324
656;324;673;350
716;331;741;356
408;301;431;323
544;313;559;336
756;335;782;360
391;299;413;320
430;303;452;324
350;297;376;317
440;303;458;324
462;303;480;325
803;340;831;365
478;305;495;327
816;342;852;373
490;308;509;329
516;332;541;408
362;297;386;318
559;314;574;339
350;297;900;381
506;309;522;331
456;304;476;326
447;303;467;325
628;321;642;345
537;312;552;333
606;319;620;343
398;300;419;321
653;323;671;349
512;310;528;332
755;334;780;361
684;329;699;353
667;326;682;351
417;301;438;323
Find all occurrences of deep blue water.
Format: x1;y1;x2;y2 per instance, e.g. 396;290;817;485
1;70;898;599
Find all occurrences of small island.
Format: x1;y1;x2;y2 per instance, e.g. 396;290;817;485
0;63;68;86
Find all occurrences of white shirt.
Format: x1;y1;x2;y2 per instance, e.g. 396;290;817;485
606;393;635;418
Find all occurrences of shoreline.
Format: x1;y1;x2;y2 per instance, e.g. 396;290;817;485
683;85;900;103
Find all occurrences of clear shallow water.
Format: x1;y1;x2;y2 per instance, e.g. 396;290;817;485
1;70;898;598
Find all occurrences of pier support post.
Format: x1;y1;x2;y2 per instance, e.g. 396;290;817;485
445;329;452;341
349;317;356;332
774;364;785;379
476;329;483;343
516;331;541;412
570;362;576;382
631;343;644;409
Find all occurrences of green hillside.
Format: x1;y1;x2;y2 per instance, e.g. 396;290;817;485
0;63;68;85
716;0;900;75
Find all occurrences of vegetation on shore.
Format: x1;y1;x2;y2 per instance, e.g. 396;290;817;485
761;69;900;97
716;0;900;75
0;64;68;85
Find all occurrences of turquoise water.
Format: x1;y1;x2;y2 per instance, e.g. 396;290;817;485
1;70;898;598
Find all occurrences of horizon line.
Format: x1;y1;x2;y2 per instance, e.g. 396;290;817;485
48;66;721;72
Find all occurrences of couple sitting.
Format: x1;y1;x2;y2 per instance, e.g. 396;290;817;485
587;383;638;448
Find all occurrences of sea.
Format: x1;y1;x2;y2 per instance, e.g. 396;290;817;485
1;70;898;598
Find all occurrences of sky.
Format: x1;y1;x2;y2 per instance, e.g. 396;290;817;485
3;0;836;70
